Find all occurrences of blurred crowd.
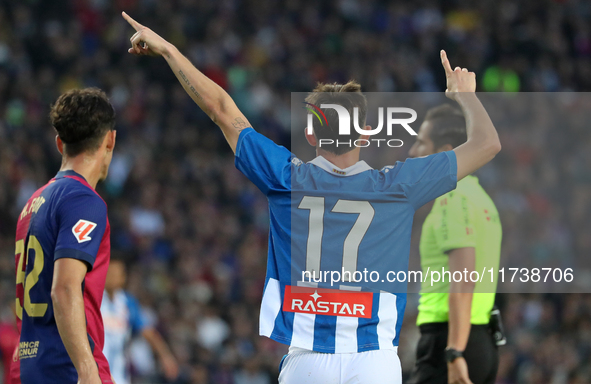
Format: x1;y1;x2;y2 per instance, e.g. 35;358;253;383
1;0;591;383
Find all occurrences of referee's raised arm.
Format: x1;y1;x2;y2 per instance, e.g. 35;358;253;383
440;50;501;181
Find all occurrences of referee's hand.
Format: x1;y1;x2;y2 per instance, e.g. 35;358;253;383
448;357;474;384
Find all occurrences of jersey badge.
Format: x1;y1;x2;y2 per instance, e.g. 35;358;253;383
72;219;97;243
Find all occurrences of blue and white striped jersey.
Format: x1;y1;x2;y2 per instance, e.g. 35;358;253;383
101;290;148;384
235;128;457;353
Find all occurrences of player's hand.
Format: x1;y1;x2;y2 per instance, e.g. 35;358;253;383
440;50;476;100
447;357;473;384
160;353;180;381
122;12;170;57
76;371;102;384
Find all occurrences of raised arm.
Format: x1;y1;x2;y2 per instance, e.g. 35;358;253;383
440;50;501;180
122;12;250;153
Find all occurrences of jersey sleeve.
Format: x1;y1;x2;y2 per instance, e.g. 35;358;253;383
390;150;457;209
434;192;476;252
126;293;148;335
54;191;107;270
234;128;294;195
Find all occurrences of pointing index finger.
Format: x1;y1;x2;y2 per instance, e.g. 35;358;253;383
122;11;143;31
440;50;453;76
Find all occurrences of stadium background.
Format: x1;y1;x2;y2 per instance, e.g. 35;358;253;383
1;0;591;383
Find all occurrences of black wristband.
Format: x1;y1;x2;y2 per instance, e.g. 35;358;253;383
445;347;464;363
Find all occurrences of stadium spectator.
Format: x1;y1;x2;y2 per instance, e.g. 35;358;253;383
0;305;18;384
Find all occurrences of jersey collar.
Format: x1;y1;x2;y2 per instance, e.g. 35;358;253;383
55;169;87;180
54;170;96;192
308;156;372;177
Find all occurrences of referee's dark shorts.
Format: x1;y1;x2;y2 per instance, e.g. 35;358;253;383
409;322;499;384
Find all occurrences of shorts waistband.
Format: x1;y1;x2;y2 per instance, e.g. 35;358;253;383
288;345;399;355
419;322;489;334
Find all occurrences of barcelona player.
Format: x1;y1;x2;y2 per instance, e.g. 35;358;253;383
123;12;501;383
12;88;116;384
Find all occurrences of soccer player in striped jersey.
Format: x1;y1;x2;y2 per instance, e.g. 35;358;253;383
11;89;116;384
101;256;178;384
122;13;501;383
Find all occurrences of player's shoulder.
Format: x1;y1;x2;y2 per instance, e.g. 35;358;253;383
237;127;289;153
378;161;404;176
453;176;492;202
362;161;405;187
434;176;493;209
110;290;138;309
123;290;139;304
50;177;106;209
464;178;499;214
123;292;144;318
376;152;450;180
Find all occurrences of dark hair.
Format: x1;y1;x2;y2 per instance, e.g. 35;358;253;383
50;88;115;157
109;251;131;269
424;104;467;150
304;80;367;155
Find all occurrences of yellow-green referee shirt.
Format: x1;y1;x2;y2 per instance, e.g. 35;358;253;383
417;175;502;326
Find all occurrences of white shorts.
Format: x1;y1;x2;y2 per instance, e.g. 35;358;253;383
278;346;402;384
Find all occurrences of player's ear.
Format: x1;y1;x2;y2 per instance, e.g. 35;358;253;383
304;127;317;147
55;135;64;155
360;125;372;141
105;130;117;152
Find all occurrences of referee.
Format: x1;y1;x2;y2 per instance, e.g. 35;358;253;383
409;104;502;384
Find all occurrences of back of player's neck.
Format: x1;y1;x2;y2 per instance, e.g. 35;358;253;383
317;149;360;170
60;156;99;189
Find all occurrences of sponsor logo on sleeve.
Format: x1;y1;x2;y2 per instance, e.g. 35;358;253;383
72;219;97;243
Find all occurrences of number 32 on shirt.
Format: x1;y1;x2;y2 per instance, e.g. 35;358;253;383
15;236;48;319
